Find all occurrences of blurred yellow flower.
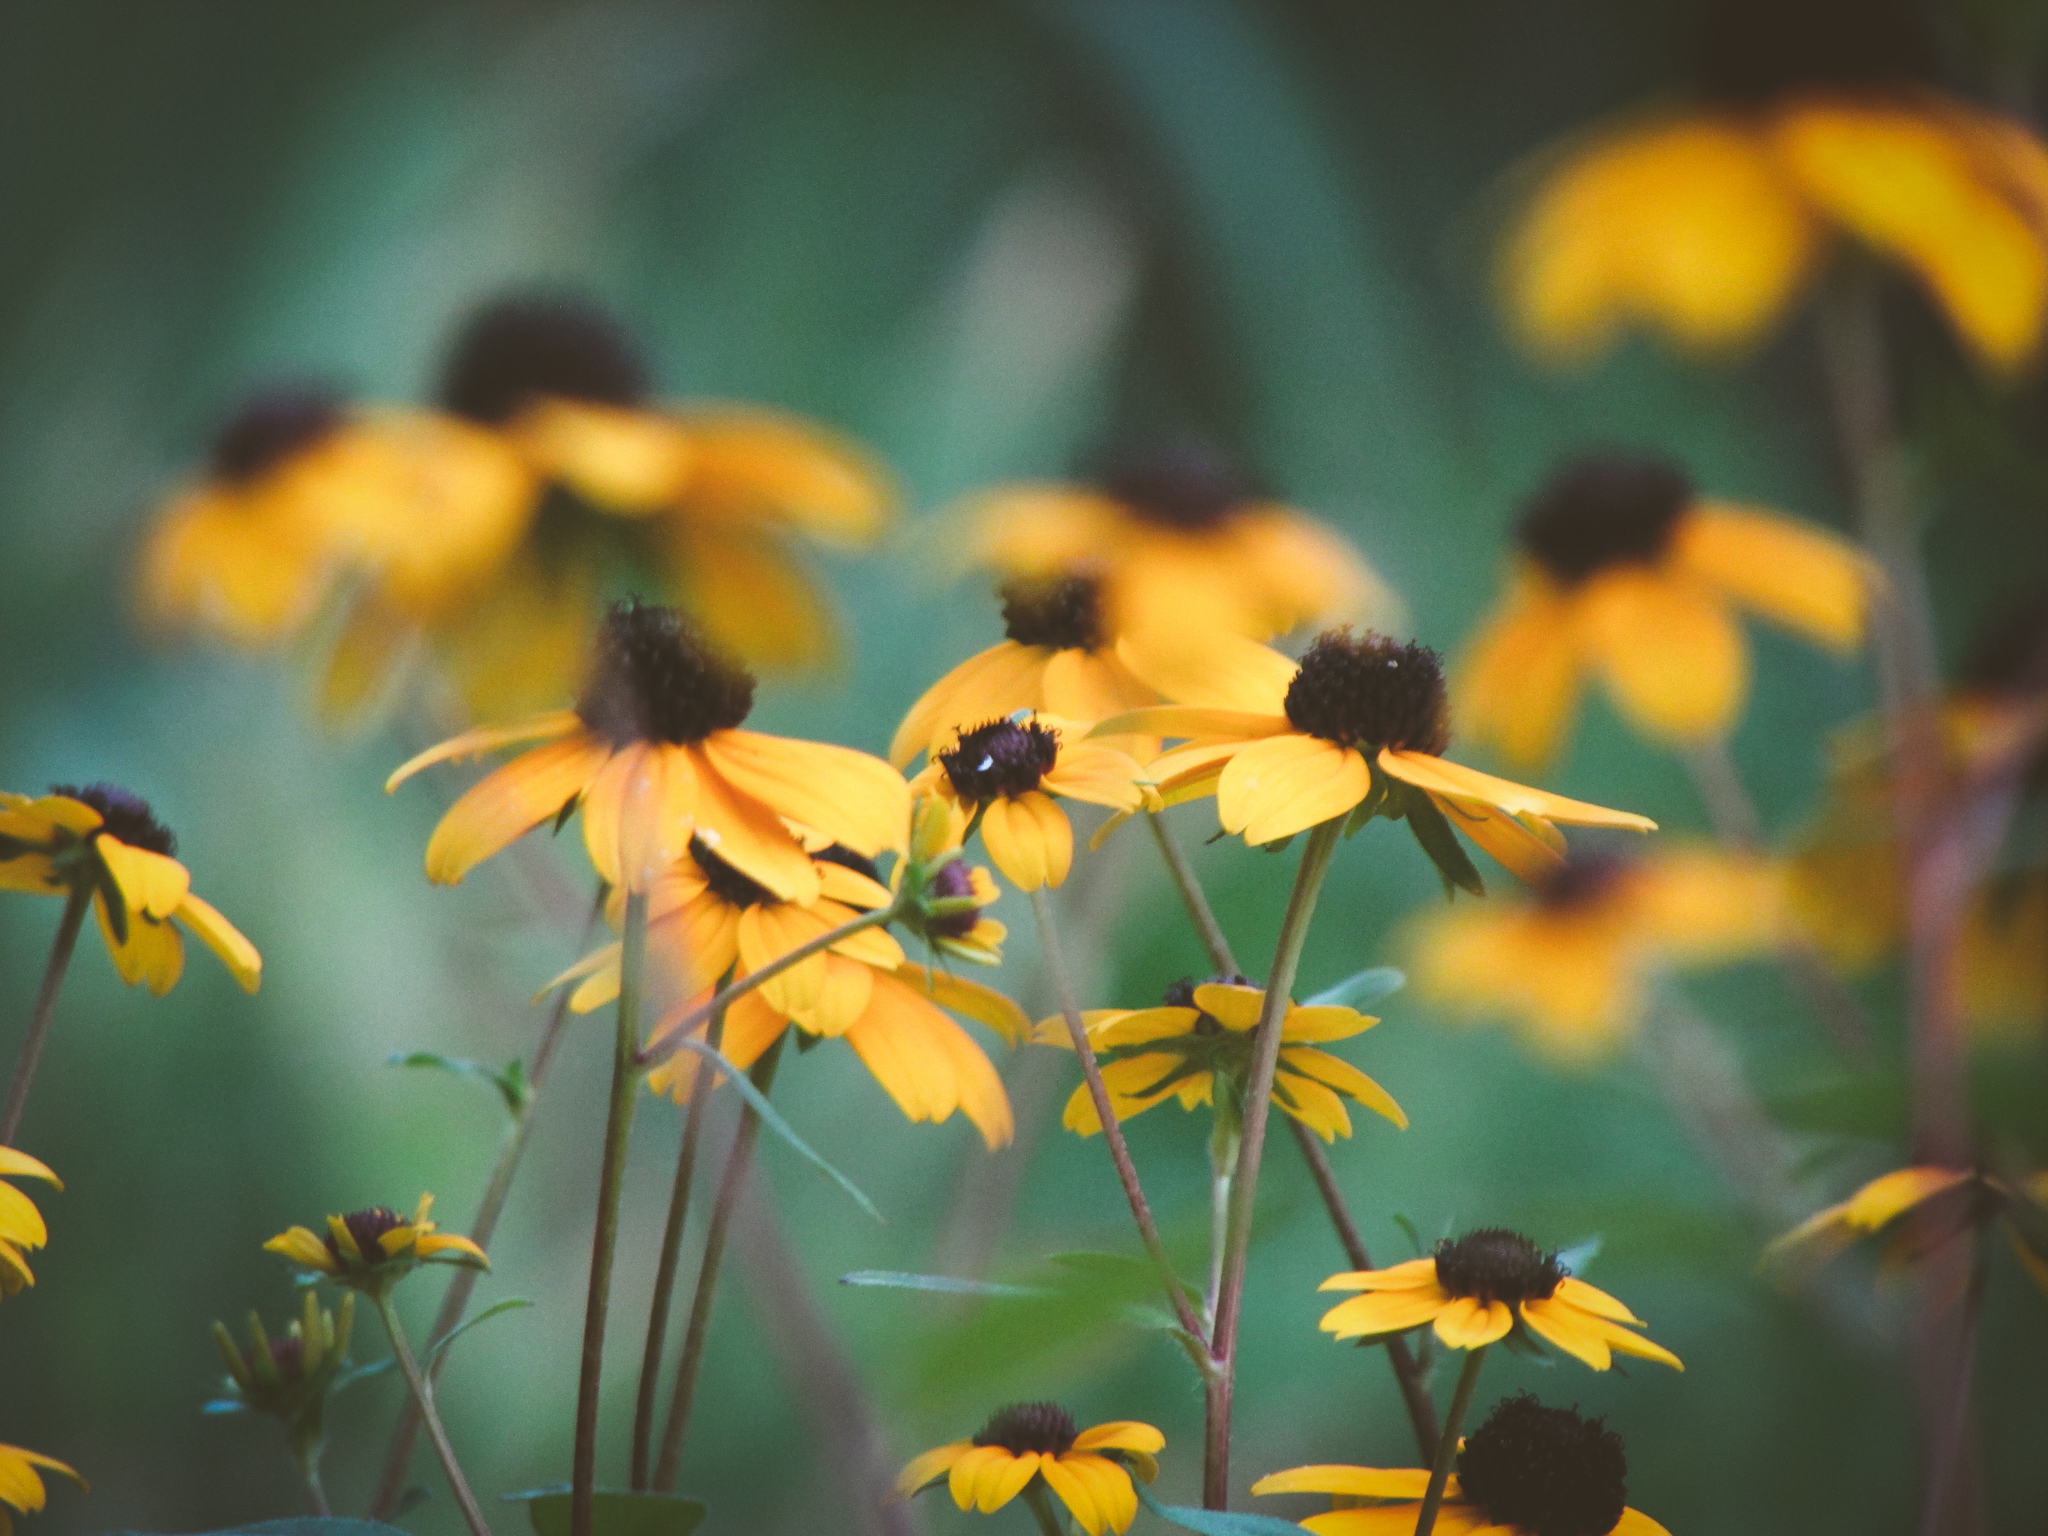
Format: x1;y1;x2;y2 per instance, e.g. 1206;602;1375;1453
1458;455;1872;762
1033;975;1405;1142
0;1148;60;1299
1499;0;2048;370
265;1194;487;1296
387;600;907;896
897;1403;1162;1536
1410;845;1785;1063
0;784;260;995
0;1442;85;1536
1765;1165;2048;1297
1320;1229;1682;1372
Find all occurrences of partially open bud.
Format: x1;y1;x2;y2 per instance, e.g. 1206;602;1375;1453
211;1290;355;1454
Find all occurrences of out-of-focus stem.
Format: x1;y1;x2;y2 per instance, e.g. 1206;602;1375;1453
1413;1347;1486;1536
1;884;91;1146
1147;810;1239;974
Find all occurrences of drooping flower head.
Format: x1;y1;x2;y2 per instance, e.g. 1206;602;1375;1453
1765;1166;2048;1297
265;1193;488;1299
897;1402;1163;1535
0;1149;61;1300
1459;454;1872;762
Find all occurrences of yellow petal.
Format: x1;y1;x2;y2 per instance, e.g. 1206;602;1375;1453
385;711;583;792
1217;734;1368;843
95;841;190;921
702;731;909;858
1431;1295;1514;1348
173;893;262;992
897;1442;971;1497
895;962;1032;1046
423;735;610;885
513;400;694;511
0;1151;59;1188
1252;1466;1434;1500
1674;503;1873;652
1455;574;1587;769
1377;750;1655;832
1575;564;1747;741
1320;1285;1451;1339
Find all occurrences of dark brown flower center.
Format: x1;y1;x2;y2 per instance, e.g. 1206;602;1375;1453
440;294;651;425
940;717;1060;804
925;860;983;940
973;1401;1079;1457
1532;853;1632;913
1517;456;1692;586
1001;576;1106;652
1457;1394;1628;1536
576;600;756;748
327;1207;407;1270
1096;438;1251;532
1283;631;1450;754
1695;0;1933;105
209;385;348;484
268;1335;307;1383
51;782;176;857
1434;1229;1563;1306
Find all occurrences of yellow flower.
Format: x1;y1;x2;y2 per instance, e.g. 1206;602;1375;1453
1498;0;2048;370
1254;1394;1669;1536
265;1194;488;1296
0;785;260;995
387;600;908;897
890;577;1159;769
1411;845;1786;1062
1458;455;1872;762
1033;976;1405;1142
1764;1166;2048;1296
911;714;1147;892
1100;630;1653;891
1319;1229;1683;1371
0;1149;60;1299
898;1403;1163;1536
965;439;1395;664
0;1443;85;1536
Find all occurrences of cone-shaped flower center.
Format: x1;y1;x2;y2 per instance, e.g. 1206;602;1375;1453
1532;853;1631;913
268;1335;307;1384
1162;973;1257;1036
1001;576;1107;652
1283;631;1451;754
973;1401;1079;1457
440;294;651;425
52;782;177;857
1434;1229;1563;1306
209;385;347;484
1457;1394;1629;1536
1098;438;1251;532
576;600;756;748
925;859;983;940
1695;0;1932;105
1518;456;1692;586
940;717;1060;803
328;1207;407;1269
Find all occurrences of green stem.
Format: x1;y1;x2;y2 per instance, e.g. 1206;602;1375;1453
1021;1481;1070;1536
1919;1234;1990;1536
1413;1346;1488;1536
631;1005;725;1490
652;1033;786;1492
1205;1118;1239;1328
1027;886;1209;1347
634;901;898;1071
292;1440;331;1517
374;1293;494;1536
1;884;92;1146
1205;817;1341;1509
571;891;650;1536
1147;810;1240;974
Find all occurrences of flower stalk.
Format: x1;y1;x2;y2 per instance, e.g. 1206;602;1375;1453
1;884;91;1145
1413;1345;1488;1536
373;1293;494;1536
1021;1482;1070;1536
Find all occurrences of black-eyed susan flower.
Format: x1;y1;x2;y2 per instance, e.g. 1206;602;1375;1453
212;1290;355;1436
1320;1229;1682;1371
0;1443;84;1536
891;796;1008;966
1765;1165;2048;1296
1101;630;1654;892
966;438;1395;663
0;1149;59;1299
1458;455;1873;762
1411;845;1785;1063
1499;0;2048;372
265;1195;487;1298
897;1402;1163;1536
912;714;1147;892
890;577;1158;768
0;785;260;995
1034;975;1406;1142
387;599;908;897
1254;1394;1669;1536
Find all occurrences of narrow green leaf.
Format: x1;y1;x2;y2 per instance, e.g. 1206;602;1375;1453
388;1052;528;1119
1399;788;1485;898
505;1489;706;1536
1134;1483;1309;1534
423;1297;533;1371
1306;967;1405;1009
200;1398;247;1415
839;1270;1040;1298
331;1356;395;1393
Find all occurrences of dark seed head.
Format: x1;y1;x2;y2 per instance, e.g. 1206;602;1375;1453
939;717;1061;804
1696;0;1934;105
925;859;983;940
1518;456;1693;586
576;600;756;748
1095;437;1253;533
973;1401;1079;1457
328;1207;408;1270
208;385;348;484
51;782;177;858
1001;576;1107;652
1532;853;1632;913
1434;1229;1564;1306
439;294;651;425
689;837;776;910
1457;1394;1629;1536
1283;630;1450;755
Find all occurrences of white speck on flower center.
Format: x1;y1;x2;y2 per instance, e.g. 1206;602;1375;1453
977;755;994;771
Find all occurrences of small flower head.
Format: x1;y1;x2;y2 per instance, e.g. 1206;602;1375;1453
265;1193;487;1298
940;717;1063;805
1766;1165;2048;1297
211;1289;355;1440
576;598;758;748
898;1403;1163;1535
1517;456;1692;586
894;804;1008;966
1283;629;1451;755
1435;1228;1565;1307
1458;1395;1627;1536
439;293;651;424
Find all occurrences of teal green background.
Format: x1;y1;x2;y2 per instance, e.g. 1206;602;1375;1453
2;3;2045;1533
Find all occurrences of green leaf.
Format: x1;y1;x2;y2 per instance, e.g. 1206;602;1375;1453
505;1489;706;1536
107;1523;411;1536
423;1297;533;1370
388;1052;531;1118
662;1034;883;1224
1133;1484;1308;1534
330;1356;395;1393
1398;788;1484;898
1306;967;1405;1009
839;1270;1041;1298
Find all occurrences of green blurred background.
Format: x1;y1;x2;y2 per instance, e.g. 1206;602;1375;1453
3;2;2046;1532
